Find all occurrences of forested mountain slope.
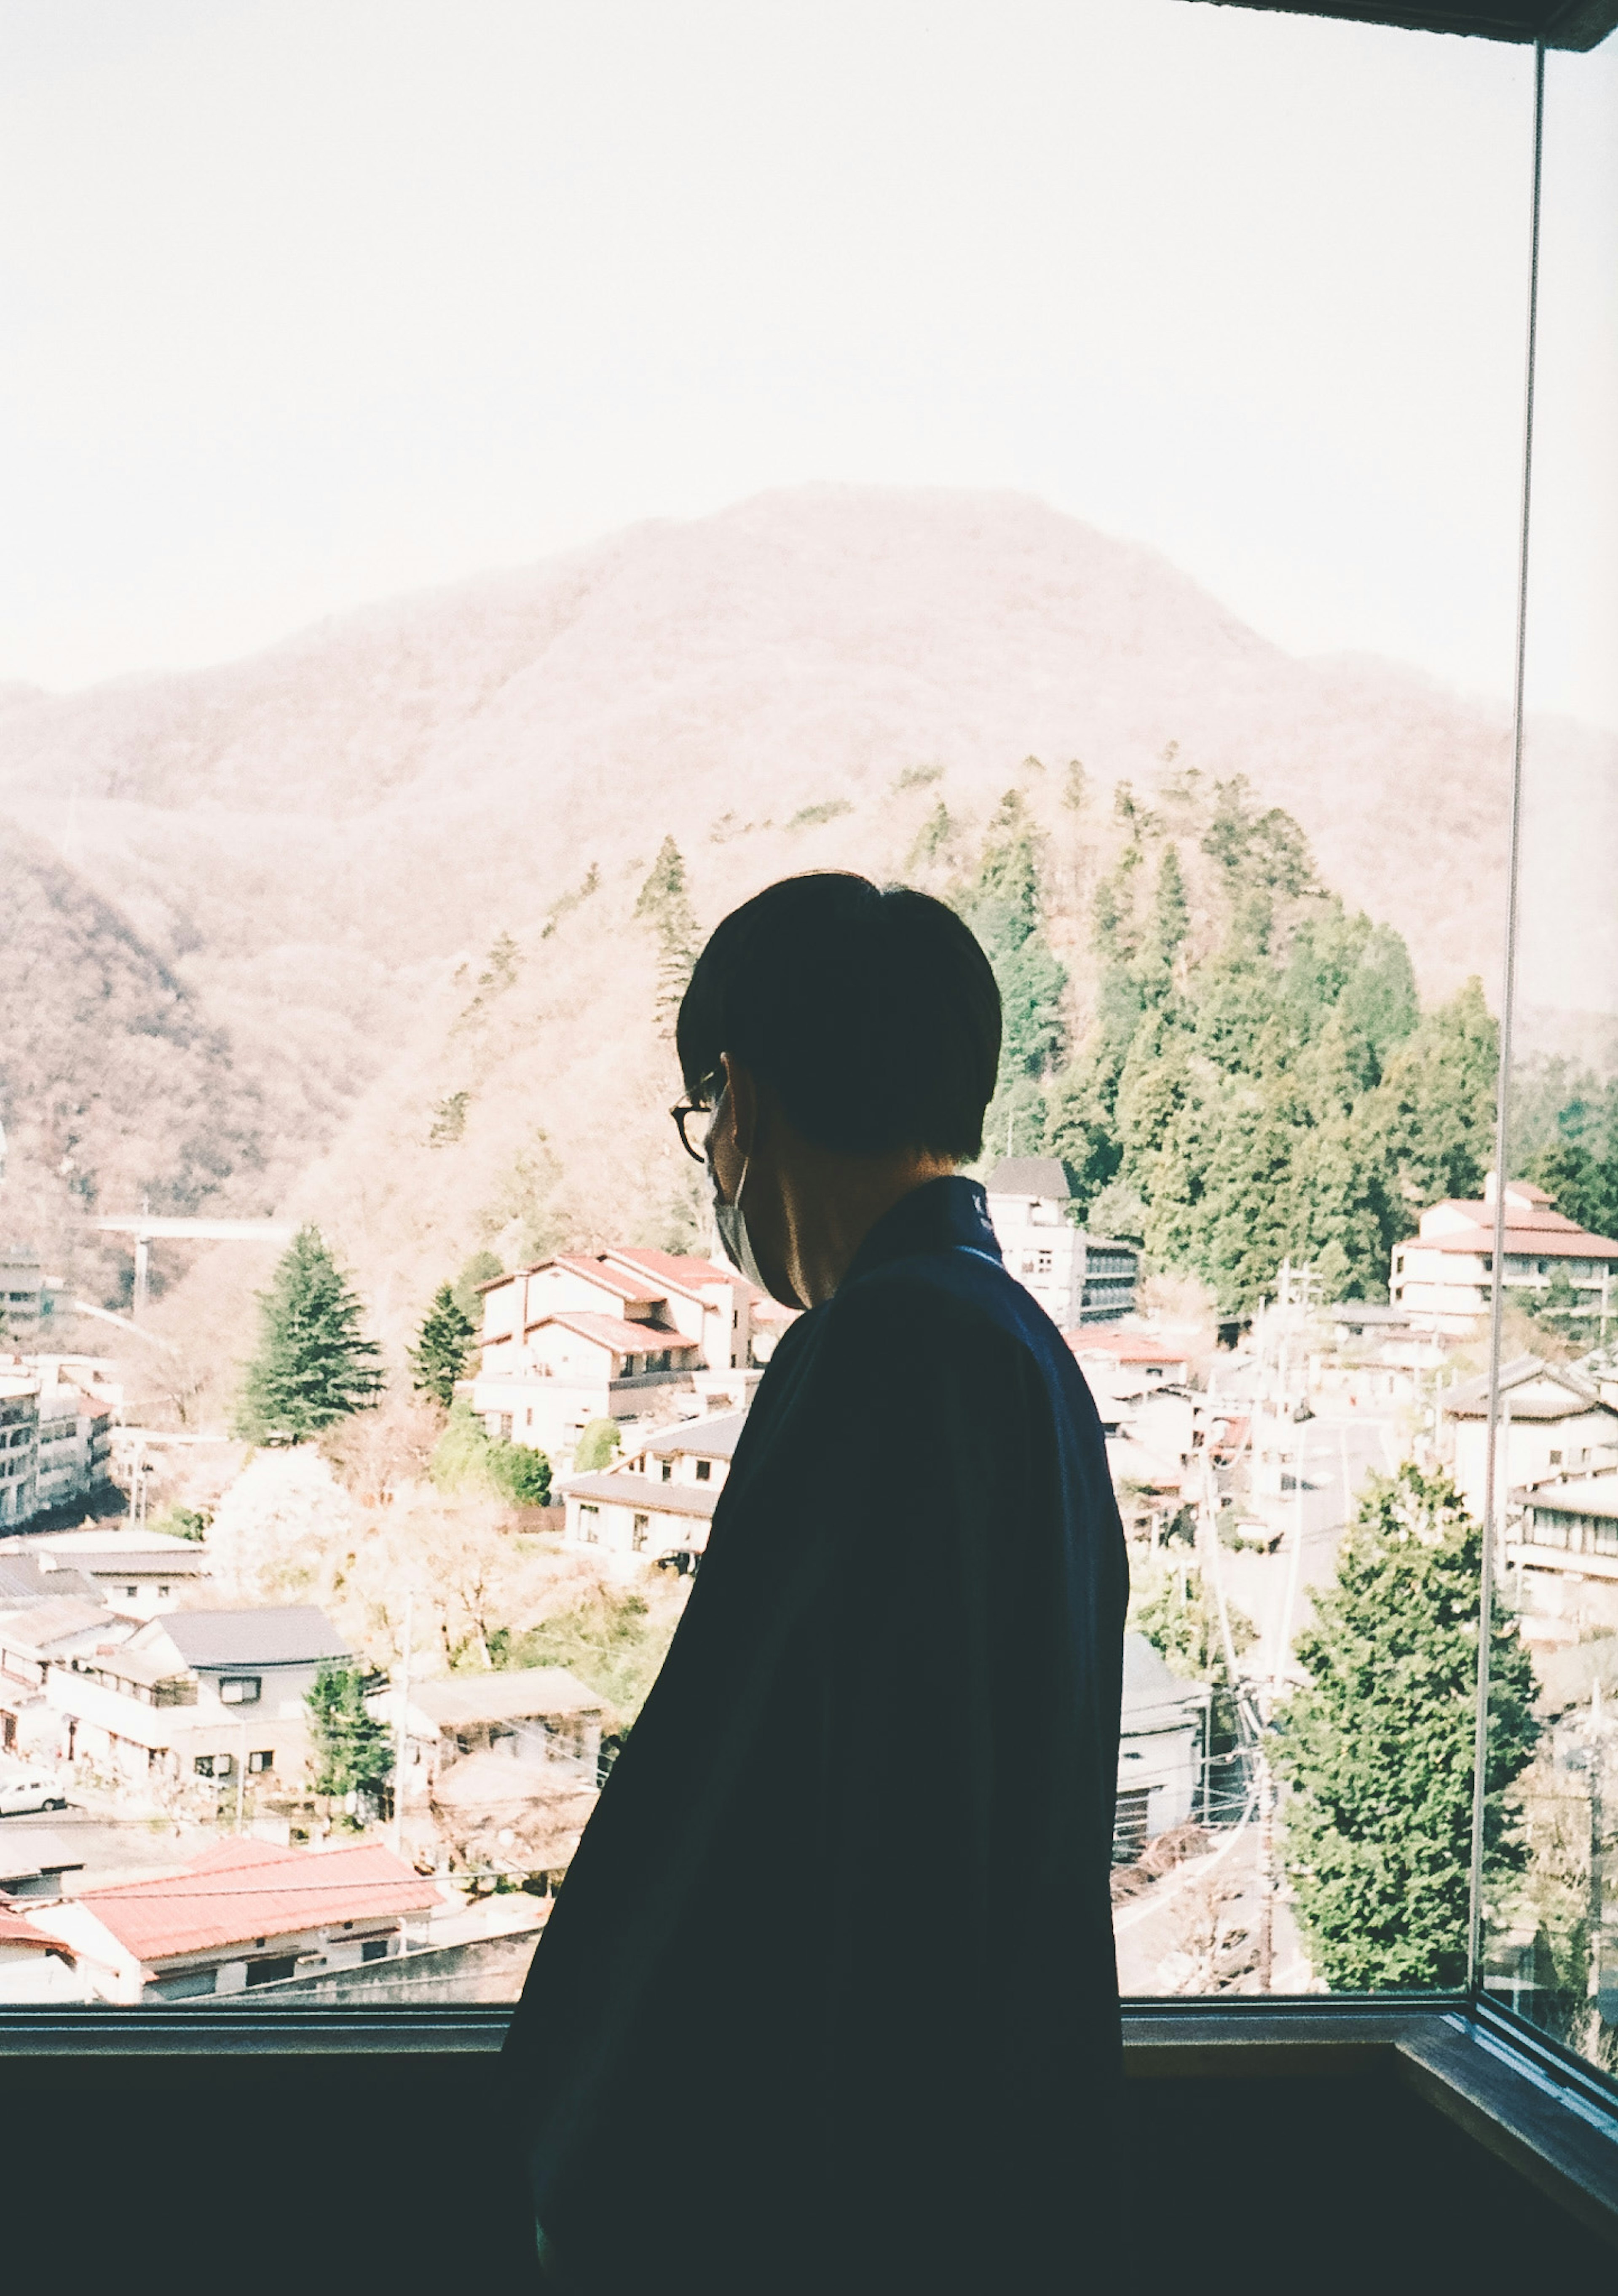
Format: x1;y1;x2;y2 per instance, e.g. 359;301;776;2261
0;487;1610;1387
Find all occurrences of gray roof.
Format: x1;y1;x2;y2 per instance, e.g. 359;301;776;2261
0;1551;101;1607
155;1606;351;1670
1444;1355;1608;1420
642;1409;747;1461
562;1471;718;1522
0;1597;117;1652
0;1831;83;1886
1519;1477;1618;1522
985;1157;1070;1202
1120;1632;1211;1721
407;1667;605;1727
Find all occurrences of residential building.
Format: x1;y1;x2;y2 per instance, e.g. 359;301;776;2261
369;1665;606;1806
0;1829;85;1905
1115;1632;1211;1857
470;1248;761;1461
30;1366;115;1514
984;1159;1138;1327
0;1595;127;1755
1391;1176;1618;1335
0;1368;39;1528
43;1604;349;1799
0;1548;102;1609
1071;1329;1192;1394
1505;1474;1618;1643
0;1247;47;1341
23;1527;210;1619
29;1835;442;2004
560;1405;748;1563
0;1907;89;2004
1442;1355;1618;1524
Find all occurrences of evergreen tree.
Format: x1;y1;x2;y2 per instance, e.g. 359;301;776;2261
306;1664;394;1801
634;836;702;1032
452;1249;503;1325
959;789;1068;1153
233;1226;383;1444
1523;1139;1618;1241
410;1283;477;1409
1275;1464;1539;1990
1377;978;1499;1209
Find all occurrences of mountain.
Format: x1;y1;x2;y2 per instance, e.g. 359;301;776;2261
0;486;1610;1399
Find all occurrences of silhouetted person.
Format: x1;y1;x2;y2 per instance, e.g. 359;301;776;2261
504;873;1127;2294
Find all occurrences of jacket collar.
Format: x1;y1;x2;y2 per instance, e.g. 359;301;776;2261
839;1175;1003;1290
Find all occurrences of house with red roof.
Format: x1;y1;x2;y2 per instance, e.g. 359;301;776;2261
469;1246;777;1463
29;1836;443;2004
1392;1176;1618;1336
0;1903;89;2003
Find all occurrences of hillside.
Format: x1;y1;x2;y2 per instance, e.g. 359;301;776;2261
0;485;1610;1400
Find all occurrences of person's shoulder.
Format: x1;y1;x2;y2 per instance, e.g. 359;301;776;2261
827;1250;1037;1369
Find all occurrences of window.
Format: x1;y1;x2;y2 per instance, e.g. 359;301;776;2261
632;1513;649;1552
219;1677;261;1705
695;1459;711;1482
661;1459;673;1483
194;1753;233;1779
248;1749;274;1773
580;1504;600;1546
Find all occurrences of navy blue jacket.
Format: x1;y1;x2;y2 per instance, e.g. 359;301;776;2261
504;1176;1128;2293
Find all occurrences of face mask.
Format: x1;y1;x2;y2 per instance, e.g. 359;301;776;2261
710;1146;769;1292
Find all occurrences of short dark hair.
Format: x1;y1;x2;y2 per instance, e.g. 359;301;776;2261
677;873;1001;1160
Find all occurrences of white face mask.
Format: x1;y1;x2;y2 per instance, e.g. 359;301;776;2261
710;1145;769;1292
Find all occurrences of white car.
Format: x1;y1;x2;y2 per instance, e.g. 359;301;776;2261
0;1769;68;1817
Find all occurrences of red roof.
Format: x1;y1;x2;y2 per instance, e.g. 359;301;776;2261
73;1837;441;1965
1404;1222;1618;1260
603;1247;747;1300
0;1906;72;1953
536;1310;700;1357
549;1254;660;1301
1069;1330;1188;1365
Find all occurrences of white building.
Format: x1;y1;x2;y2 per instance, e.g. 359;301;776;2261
0;1247;47;1341
983;1159;1138;1327
1391;1176;1618;1336
32;1368;115;1514
560;1406;748;1566
0;1368;39;1527
1442;1355;1618;1526
23;1528;210;1620
1115;1632;1211;1857
1506;1474;1618;1642
470;1248;761;1463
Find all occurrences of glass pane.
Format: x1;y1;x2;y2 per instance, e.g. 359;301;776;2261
0;4;1542;2015
1480;28;1618;2073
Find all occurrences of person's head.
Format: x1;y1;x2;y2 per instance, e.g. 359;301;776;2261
674;872;1001;1307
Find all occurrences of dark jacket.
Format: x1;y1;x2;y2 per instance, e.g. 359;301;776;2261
503;1176;1128;2294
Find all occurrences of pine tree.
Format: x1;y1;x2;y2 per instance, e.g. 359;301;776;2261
306;1663;394;1801
1377;978;1500;1209
634;836;702;1033
233;1226;383;1444
1274;1464;1539;1991
410;1283;477;1409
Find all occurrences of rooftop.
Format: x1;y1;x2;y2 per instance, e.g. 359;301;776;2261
142;1606;351;1670
640;1408;748;1460
1071;1330;1189;1366
60;1837;440;1964
402;1667;605;1727
1444;1356;1610;1421
27;1529;208;1566
561;1470;718;1523
0;1551;101;1607
1516;1476;1618;1522
985;1157;1070;1202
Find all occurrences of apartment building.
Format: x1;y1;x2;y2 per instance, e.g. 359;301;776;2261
983;1159;1138;1327
1392;1176;1618;1335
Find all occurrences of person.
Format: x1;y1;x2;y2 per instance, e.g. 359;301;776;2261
503;872;1128;2294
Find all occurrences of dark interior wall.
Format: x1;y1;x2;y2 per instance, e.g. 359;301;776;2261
3;2050;1607;2293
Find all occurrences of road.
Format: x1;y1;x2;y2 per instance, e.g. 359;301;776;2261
1219;1398;1405;1685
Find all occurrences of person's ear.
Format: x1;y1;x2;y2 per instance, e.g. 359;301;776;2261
720;1052;758;1160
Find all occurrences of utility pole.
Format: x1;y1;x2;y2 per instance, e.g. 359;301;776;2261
1590;1683;1607;2011
392;1591;414;1860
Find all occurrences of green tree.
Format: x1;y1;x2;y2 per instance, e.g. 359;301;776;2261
1523;1138;1618;1242
452;1249;503;1326
635;836;702;1031
573;1418;621;1472
1377;978;1499;1210
430;1399;552;1506
306;1664;394;1801
410;1283;477;1409
1274;1464;1539;1991
960;789;1068;1153
233;1226;383;1444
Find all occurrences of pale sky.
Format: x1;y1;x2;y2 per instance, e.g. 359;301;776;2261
1;0;1613;728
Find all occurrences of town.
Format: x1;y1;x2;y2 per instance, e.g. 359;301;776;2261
3;1156;1614;2017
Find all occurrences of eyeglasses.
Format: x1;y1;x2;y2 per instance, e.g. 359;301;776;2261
670;1078;723;1164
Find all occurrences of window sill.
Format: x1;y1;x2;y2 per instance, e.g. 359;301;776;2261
1;1996;1614;2248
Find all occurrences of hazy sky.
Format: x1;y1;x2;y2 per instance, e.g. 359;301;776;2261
1;1;1613;726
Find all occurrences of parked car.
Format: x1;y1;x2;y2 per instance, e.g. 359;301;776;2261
0;1768;69;1817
